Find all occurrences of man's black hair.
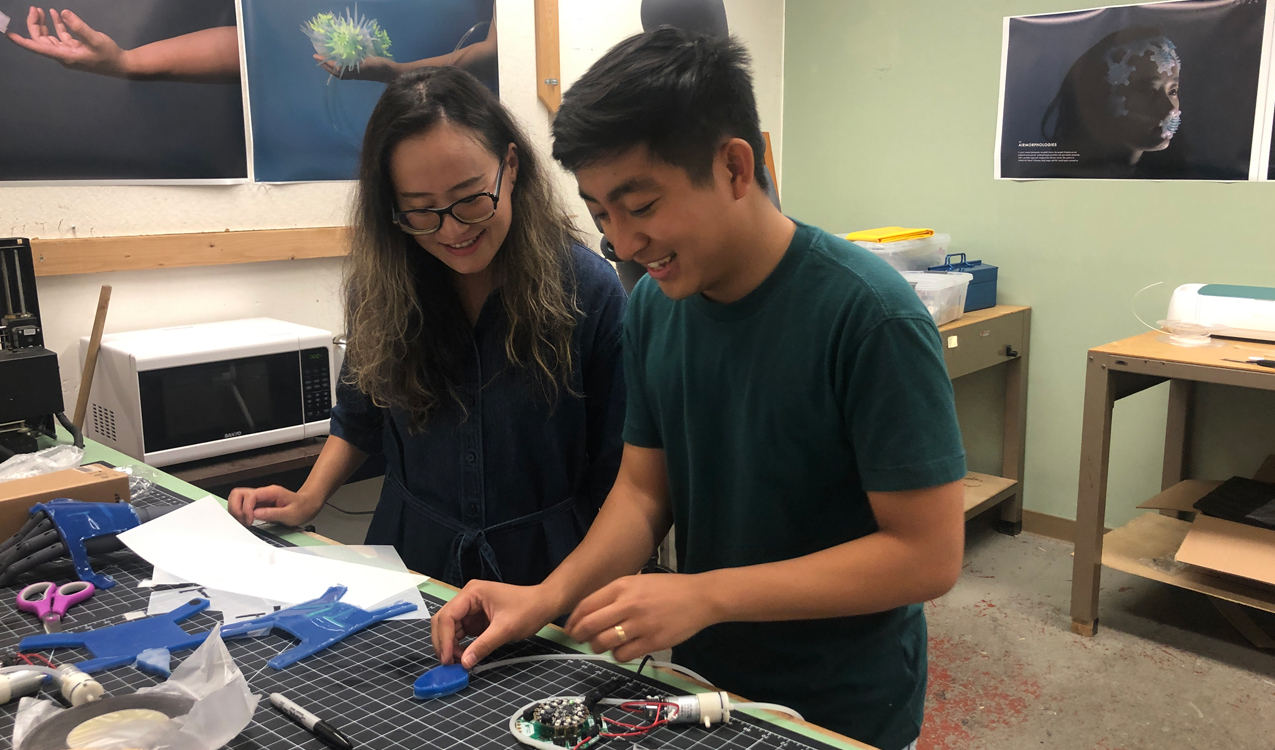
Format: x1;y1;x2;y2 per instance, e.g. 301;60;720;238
551;27;769;192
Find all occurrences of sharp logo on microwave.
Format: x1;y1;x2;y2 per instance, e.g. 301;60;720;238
224;431;244;438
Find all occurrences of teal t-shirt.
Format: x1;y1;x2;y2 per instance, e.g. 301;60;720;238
622;220;966;750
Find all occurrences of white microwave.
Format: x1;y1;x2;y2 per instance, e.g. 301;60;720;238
81;318;335;467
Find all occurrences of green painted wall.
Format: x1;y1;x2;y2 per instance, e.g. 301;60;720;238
781;0;1275;526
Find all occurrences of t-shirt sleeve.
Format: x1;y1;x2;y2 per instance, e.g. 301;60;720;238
841;315;966;492
328;364;385;457
620;292;663;449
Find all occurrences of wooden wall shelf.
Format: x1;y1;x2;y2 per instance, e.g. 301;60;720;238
30;226;348;277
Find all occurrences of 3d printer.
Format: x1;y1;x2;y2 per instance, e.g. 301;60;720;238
0;238;80;459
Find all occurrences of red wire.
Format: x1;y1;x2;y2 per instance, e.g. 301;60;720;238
565;700;682;749
31;653;56;668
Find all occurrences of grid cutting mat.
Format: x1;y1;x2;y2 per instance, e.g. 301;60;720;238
0;482;841;750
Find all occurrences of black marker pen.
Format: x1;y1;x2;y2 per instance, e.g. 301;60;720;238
270;692;355;750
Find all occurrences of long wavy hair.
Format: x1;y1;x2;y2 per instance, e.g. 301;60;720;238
344;67;582;430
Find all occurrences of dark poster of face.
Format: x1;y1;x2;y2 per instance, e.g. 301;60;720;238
997;0;1267;181
0;0;247;182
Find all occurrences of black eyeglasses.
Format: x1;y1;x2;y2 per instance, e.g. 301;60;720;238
392;161;505;236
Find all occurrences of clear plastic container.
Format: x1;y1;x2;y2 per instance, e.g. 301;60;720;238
852;233;951;272
902;271;972;326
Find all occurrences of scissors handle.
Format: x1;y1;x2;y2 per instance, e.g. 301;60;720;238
50;581;95;618
16;581;95;623
16;582;56;619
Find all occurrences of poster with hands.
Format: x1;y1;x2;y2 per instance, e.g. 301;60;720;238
0;0;248;182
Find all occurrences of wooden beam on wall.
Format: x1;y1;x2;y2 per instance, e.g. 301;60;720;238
30;227;349;277
534;0;561;112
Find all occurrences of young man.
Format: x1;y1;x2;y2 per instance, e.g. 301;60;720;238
432;28;966;750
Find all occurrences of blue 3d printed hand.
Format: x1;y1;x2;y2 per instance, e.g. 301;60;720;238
0;499;179;589
19;598;214;674
220;585;417;670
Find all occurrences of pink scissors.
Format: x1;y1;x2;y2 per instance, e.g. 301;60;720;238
16;581;95;633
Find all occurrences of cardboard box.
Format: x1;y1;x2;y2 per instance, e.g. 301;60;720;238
1152;454;1275;589
0;463;131;541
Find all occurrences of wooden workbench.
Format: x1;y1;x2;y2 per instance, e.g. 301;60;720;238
938;305;1032;533
1069;331;1275;636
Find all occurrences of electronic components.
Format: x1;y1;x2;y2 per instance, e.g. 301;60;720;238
660;690;732;727
514;697;600;749
0;237;70;458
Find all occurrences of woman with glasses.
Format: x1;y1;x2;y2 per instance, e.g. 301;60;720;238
227;66;627;588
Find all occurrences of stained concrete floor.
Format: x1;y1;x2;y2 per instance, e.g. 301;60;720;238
921;518;1275;750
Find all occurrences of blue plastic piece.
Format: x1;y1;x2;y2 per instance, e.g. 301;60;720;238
35;499;142;590
220;585;417;670
413;663;470;699
20;598;213;674
134;647;173;678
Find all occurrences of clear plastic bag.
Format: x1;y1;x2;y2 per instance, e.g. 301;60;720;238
0;444;85;482
13;629;259;750
118;464;158;497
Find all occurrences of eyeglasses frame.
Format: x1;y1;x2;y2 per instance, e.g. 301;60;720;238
392;160;506;236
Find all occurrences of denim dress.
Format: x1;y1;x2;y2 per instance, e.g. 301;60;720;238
329;245;626;586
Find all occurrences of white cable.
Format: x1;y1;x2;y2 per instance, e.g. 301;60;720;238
509;697;585;750
471;653;711;687
1131;281;1164;333
647;660;710;686
0;665;58;679
471;653;618;675
733;701;805;722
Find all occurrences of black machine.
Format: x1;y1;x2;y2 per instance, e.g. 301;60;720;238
0;238;79;459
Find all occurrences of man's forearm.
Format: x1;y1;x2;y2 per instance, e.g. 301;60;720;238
539;457;673;617
702;481;965;623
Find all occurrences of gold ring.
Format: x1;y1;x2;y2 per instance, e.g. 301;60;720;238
614;624;627;643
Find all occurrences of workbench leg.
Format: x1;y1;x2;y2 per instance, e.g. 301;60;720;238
1161;380;1194;494
1070;354;1116;636
997;309;1030;536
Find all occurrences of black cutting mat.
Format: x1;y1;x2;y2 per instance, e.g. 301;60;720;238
0;481;842;750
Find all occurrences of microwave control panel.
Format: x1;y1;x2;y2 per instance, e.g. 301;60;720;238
301;347;332;423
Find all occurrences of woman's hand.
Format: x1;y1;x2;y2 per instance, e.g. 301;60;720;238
227;485;325;528
6;7;130;78
315;53;400;82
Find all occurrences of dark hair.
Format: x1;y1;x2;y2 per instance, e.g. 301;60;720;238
551;27;769;192
344;66;581;429
1041;26;1169;146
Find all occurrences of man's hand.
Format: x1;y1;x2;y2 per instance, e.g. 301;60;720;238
565;573;719;664
226;485;323;528
433;581;563;669
315;53;400;82
6;7;129;77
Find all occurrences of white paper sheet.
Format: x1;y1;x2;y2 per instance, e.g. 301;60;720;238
118;497;427;611
143;545;428;622
147;585;287;626
0;11;10;33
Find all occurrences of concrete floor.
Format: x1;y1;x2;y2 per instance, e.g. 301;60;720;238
921;518;1275;750
311;495;1275;750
